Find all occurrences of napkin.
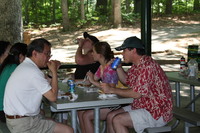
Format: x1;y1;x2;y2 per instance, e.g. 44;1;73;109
98;94;118;100
68;93;78;101
57;90;68;99
86;87;99;93
62;77;71;83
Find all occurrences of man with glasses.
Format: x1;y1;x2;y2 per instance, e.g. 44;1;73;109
4;38;73;133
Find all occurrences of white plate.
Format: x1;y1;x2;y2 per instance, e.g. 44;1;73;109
98;94;118;100
57;95;69;99
75;81;84;85
85;87;99;93
57;90;69;99
76;85;99;92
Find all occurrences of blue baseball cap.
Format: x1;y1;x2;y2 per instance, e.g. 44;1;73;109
115;36;144;51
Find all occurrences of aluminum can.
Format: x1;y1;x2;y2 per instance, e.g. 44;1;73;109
68;80;75;93
69;83;75;93
67;80;74;85
111;57;121;69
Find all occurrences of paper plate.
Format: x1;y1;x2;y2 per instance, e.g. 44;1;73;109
98;94;118;100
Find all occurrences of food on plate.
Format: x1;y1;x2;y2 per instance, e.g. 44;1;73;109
98;89;104;94
61;92;72;99
77;84;84;87
77;83;91;87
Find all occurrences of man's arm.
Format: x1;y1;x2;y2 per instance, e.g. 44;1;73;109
100;83;142;99
116;66;127;85
75;39;94;65
43;60;60;102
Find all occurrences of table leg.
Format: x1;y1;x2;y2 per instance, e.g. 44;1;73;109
94;107;100;133
175;82;180;107
71;109;77;133
190;85;195;112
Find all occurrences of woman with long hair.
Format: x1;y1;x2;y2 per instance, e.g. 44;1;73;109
0;41;11;65
0;43;27;123
79;42;119;133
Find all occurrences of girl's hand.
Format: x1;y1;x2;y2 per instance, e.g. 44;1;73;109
86;71;94;83
100;83;113;94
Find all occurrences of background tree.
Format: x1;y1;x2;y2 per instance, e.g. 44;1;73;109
113;0;122;28
194;0;200;11
52;0;56;23
96;0;108;15
165;0;173;14
61;0;70;31
125;0;131;13
23;0;30;25
134;0;141;14
18;0;199;29
80;0;85;20
0;0;22;44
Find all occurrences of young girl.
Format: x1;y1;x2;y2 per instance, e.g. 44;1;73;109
80;41;119;133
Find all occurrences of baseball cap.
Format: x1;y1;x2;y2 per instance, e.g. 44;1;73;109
115;36;145;51
83;32;99;44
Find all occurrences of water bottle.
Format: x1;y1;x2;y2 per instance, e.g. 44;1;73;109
180;56;186;73
188;59;198;79
111;57;121;69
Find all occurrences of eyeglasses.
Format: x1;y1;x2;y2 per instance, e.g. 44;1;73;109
41;52;52;57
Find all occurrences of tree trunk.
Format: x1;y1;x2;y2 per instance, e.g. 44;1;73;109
23;0;29;25
32;1;38;24
0;0;22;44
96;0;108;15
45;0;48;23
52;0;56;23
110;0;114;23
80;0;85;20
125;0;131;13
165;0;173;14
134;0;141;14
194;0;200;11
61;0;70;31
113;0;121;28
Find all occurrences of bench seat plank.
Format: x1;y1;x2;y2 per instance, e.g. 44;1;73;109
173;107;200;126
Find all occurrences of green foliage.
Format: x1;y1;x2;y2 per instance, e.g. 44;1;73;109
21;0;199;29
173;0;194;14
122;12;140;24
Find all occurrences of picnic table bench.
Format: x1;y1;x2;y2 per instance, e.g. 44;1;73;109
173;107;200;133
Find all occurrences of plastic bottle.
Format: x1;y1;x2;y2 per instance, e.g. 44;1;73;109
187;59;198;79
180;56;186;73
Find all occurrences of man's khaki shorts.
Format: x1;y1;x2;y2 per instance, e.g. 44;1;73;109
6;114;56;133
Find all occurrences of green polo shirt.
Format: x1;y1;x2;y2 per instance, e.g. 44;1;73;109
0;64;17;110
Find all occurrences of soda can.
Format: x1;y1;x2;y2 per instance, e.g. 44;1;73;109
69;83;75;93
111;57;121;69
67;80;74;85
